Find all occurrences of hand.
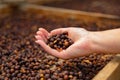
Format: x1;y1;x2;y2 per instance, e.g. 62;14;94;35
35;27;94;59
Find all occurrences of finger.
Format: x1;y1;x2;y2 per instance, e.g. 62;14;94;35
36;31;47;42
35;40;69;59
36;40;60;56
50;28;68;36
39;28;49;38
35;35;44;41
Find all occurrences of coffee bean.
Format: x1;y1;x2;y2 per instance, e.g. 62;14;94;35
17;73;22;78
10;68;14;73
20;67;26;73
64;75;69;80
45;74;50;79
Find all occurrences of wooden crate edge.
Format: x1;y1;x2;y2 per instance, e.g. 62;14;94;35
0;4;12;16
93;54;120;80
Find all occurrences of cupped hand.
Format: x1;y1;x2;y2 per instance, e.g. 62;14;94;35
35;27;94;59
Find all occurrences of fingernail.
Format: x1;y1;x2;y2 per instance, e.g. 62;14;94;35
36;31;38;34
39;28;43;30
39;28;41;30
37;31;40;33
34;35;37;38
35;40;39;43
35;35;38;38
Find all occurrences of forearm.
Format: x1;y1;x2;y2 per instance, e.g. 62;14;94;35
90;28;120;54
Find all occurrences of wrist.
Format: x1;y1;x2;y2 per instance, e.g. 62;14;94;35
89;31;102;53
84;29;120;54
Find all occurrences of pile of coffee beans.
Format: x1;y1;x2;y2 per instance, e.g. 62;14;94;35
0;11;115;80
47;32;74;51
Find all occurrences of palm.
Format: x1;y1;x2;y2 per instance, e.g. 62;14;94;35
35;28;91;59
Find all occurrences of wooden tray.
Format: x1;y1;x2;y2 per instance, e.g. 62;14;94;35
0;4;120;80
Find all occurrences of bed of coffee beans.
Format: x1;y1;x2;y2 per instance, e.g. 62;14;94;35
47;32;74;51
0;11;115;80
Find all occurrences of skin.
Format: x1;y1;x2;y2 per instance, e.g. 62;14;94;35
35;27;120;59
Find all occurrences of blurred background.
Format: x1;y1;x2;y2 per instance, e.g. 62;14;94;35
0;0;120;16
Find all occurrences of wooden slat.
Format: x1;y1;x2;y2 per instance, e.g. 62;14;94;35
2;0;67;4
93;54;120;80
0;4;12;17
3;0;25;2
20;4;120;27
26;0;67;4
20;4;120;19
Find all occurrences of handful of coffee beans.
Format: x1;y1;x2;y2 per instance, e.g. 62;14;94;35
47;32;74;51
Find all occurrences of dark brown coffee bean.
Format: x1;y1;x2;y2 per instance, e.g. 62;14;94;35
47;78;52;80
10;68;14;73
14;65;20;70
33;66;39;70
58;78;63;80
49;38;54;42
63;71;69;75
20;67;26;73
53;45;57;49
51;75;57;79
64;40;69;47
69;75;73;79
64;75;69;80
17;73;22;77
45;74;50;79
49;42;54;48
31;72;36;77
69;72;74;75
45;69;50;74
40;73;44;77
4;77;9;80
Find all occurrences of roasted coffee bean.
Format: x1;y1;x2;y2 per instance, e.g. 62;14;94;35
45;69;50;74
51;75;58;79
20;67;26;73
33;66;39;70
45;74;50;79
69;75;73;79
47;78;52;80
10;68;14;73
14;65;20;70
17;73;22;78
31;72;36;77
64;75;69;80
58;78;63;80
